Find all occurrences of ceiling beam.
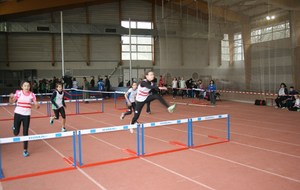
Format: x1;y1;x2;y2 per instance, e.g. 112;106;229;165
168;0;248;22
0;0;113;17
262;0;300;10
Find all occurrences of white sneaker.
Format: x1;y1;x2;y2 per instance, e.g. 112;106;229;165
50;117;54;125
129;128;134;133
120;113;125;120
167;104;176;113
61;127;67;132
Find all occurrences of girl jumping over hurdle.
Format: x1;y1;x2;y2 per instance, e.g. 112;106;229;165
50;82;67;132
9;81;40;157
130;71;176;133
120;82;138;120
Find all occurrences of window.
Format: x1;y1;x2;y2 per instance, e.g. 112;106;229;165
121;20;153;61
221;34;229;61
251;21;290;44
234;33;244;61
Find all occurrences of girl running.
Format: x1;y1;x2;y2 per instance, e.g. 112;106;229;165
50;82;67;132
9;81;40;157
120;82;138;120
130;71;176;132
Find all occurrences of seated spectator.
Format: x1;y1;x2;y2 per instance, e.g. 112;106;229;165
288;94;300;111
286;86;299;109
275;83;288;108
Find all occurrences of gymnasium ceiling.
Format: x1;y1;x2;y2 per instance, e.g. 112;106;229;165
0;0;300;22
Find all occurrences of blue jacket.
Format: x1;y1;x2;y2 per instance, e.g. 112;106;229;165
208;84;216;92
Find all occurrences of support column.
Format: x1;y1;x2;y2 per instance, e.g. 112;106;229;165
152;0;156;66
242;23;251;90
291;10;300;90
51;12;55;66
5;33;9;67
86;6;90;66
118;0;122;66
228;32;234;65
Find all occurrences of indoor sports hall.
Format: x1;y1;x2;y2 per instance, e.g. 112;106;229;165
0;0;300;190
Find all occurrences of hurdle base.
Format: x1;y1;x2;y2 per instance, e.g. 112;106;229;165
0;167;76;182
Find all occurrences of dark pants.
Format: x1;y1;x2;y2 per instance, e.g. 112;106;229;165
124;102;136;116
209;91;216;105
53;107;66;119
172;88;178;98
131;94;169;124
275;96;288;107
13;113;30;150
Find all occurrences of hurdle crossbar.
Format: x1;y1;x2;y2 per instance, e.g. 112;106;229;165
0;131;77;180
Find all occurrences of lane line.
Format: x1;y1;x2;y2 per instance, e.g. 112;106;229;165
165;126;300;159
140;157;216;190
190;148;300;183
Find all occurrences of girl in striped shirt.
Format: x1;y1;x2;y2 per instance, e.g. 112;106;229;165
130;71;176;130
9;81;40;157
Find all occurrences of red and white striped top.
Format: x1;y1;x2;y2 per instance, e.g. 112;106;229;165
14;90;36;116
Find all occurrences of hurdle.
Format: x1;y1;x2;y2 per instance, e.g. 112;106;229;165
0;131;77;181
140;114;230;156
0;114;230;181
76;123;140;168
0;98;104;121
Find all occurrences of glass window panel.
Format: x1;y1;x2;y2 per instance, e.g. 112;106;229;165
261;33;272;41
223;34;228;40
121;36;129;44
121;21;129;28
137;22;152;29
130;45;137;51
286;29;290;37
130;37;137;44
137;36;152;44
130;53;137;60
273;31;284;40
138;53;152;60
122;45;130;51
273;23;285;31
138;45;152;52
122;53;130;60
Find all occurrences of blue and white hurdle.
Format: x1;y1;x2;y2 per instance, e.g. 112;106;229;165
0;114;230;181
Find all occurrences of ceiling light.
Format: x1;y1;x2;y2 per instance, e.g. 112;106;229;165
266;15;275;20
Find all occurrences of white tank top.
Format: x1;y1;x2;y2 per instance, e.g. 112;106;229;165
52;91;64;109
127;88;137;103
14;90;36;116
136;80;152;102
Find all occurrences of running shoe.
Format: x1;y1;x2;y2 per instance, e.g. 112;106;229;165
50;117;54;125
167;104;176;113
23;150;29;157
61;127;67;132
120;113;125;120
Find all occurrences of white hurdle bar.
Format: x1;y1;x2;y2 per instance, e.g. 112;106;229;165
0;131;77;179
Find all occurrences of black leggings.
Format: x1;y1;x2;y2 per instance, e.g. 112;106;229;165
13;113;30;150
53;107;66;119
124;102;136;116
131;94;169;124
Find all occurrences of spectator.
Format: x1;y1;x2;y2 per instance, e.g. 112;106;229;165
275;83;288;108
72;78;78;89
208;80;217;106
90;76;95;88
83;77;90;103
